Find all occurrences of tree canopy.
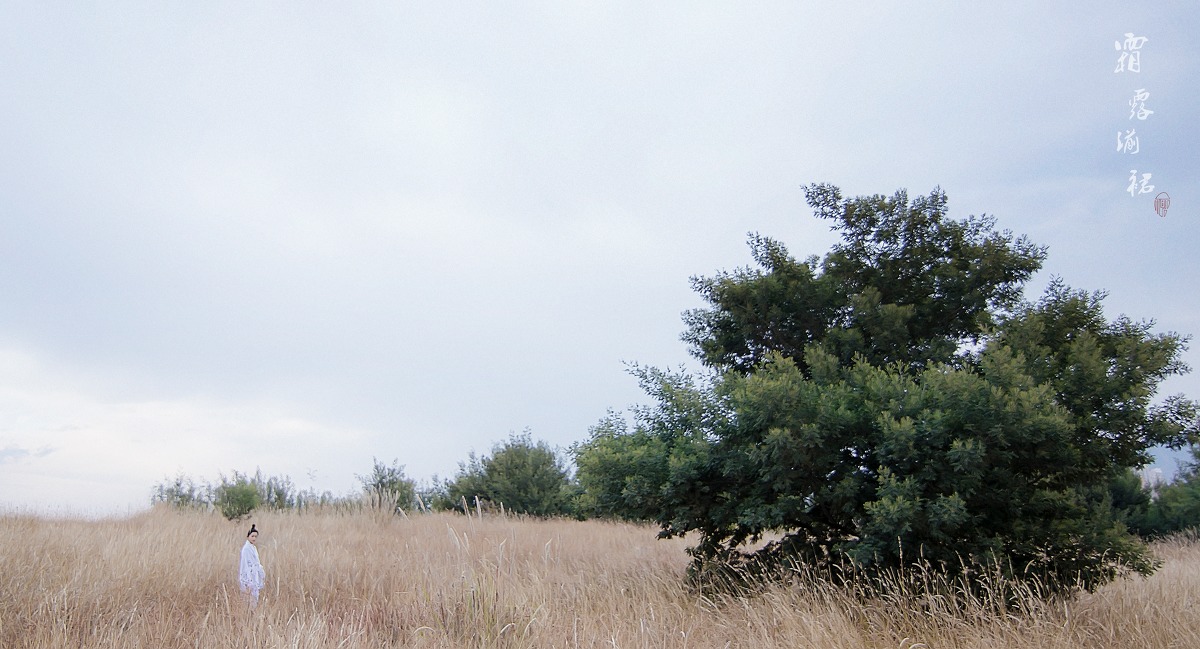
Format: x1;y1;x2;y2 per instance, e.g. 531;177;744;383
575;184;1198;593
446;431;575;517
682;185;1045;374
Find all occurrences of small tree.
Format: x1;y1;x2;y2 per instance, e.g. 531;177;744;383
214;474;260;520
357;458;417;513
446;431;574;517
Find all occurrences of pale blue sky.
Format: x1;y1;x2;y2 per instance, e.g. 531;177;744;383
1;2;1197;514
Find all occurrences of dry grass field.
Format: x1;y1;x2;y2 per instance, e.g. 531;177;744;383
2;506;1198;648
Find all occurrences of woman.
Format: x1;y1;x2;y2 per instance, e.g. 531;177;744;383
238;524;266;607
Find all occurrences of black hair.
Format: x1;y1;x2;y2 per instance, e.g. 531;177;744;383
247;524;258;538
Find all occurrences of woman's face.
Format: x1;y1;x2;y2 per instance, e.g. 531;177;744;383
248;531;258;545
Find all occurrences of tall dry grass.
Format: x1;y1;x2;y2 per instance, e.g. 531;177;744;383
2;506;1198;648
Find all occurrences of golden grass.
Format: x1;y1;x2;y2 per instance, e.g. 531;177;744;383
2;507;1198;648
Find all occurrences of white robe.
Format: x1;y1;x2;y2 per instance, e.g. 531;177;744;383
239;540;266;603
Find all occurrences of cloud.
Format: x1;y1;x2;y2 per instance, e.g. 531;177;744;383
0;444;54;464
0;348;376;516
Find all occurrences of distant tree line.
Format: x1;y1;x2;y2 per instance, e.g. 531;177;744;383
152;469;356;520
152;431;579;520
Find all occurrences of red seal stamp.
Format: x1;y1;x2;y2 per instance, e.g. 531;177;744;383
1153;192;1170;218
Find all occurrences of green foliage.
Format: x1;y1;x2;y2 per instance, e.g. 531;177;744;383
1145;481;1200;536
446;431;575;517
357;457;417;513
1104;469;1153;528
1133;446;1200;537
573;370;725;524
574;412;670;520
682;185;1045;375
214;474;261;521
584;184;1198;595
997;280;1197;471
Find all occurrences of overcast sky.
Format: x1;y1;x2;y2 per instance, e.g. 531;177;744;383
2;2;1197;516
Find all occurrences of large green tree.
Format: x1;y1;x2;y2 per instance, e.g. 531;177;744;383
576;184;1197;592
